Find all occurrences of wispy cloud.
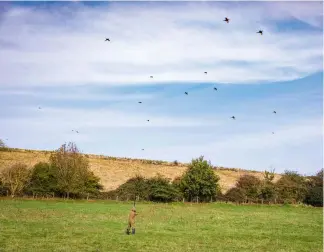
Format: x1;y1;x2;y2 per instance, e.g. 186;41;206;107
0;1;322;87
0;2;322;176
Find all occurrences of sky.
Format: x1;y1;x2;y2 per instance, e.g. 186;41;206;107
0;1;323;175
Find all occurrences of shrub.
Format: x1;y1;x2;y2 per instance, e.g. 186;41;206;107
25;162;58;197
179;156;220;202
148;175;181;202
0;163;31;197
304;169;323;207
235;175;262;202
275;170;307;204
224;187;245;203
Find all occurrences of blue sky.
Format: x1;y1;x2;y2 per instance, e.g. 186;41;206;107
0;1;323;175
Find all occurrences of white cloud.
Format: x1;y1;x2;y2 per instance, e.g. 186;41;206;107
0;2;322;87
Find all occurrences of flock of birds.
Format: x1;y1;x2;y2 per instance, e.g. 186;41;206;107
4;17;272;152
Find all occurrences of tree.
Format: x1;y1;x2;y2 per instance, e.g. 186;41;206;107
25;162;58;197
179;156;220;202
0;163;30;197
260;169;277;202
0;139;5;148
275;170;307;204
84;171;104;197
49;142;90;199
304;169;323;207
148;175;181;202
236;175;262;202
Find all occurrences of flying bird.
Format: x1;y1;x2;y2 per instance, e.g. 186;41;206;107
272;132;275;134
150;76;153;78
204;72;207;74
141;149;144;151
257;30;263;35
38;107;41;109
231;116;236;120
105;38;110;41
214;87;217;91
147;120;150;122
76;131;79;133
184;92;188;95
138;101;142;104
223;17;230;23
273;111;277;114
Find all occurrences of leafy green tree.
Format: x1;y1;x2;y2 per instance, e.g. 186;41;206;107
0;163;31;197
148;175;181;202
49;142;90;199
25;162;58;197
84;171;104;197
179;156;220;202
275;170;307;204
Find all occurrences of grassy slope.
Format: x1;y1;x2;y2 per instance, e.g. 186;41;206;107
0;148;281;193
0;199;322;252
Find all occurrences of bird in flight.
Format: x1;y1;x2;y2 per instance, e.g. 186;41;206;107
214;87;217;91
141;149;144;151
138;101;142;104
147;120;150;122
273;110;276;114
223;17;230;23
76;131;79;133
150;76;153;78
272;132;275;134
105;38;110;41
204;72;207;74
38;107;41;109
184;92;188;95
231;116;236;120
257;30;263;35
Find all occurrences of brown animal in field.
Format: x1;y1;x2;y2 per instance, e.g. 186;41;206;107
126;206;138;235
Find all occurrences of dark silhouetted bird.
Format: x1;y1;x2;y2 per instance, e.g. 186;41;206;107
223;17;230;23
105;38;110;41
141;149;144;151
72;130;74;132
231;116;235;120
38;107;41;109
257;30;263;35
214;87;217;91
184;92;188;95
76;131;79;133
273;111;276;114
147;120;150;122
204;72;207;74
150;76;153;78
272;132;275;134
138;101;142;104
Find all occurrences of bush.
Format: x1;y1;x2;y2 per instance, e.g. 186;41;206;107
179;156;220;202
0;163;31;197
224;187;245;203
275;170;307;204
304;169;323;207
148;175;181;202
235;175;262;202
25;162;58;197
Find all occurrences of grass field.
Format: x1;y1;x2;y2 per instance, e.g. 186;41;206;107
0;149;281;193
0;199;322;252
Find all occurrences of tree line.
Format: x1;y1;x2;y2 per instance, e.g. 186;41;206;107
0;142;322;207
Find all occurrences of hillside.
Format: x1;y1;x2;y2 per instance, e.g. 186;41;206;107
0;148;281;193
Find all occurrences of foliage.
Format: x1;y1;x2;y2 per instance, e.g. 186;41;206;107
260;169;277;202
148;175;181;202
25;162;58;197
235;174;262;202
0;139;5;148
304;169;323;207
224;187;246;203
49;142;91;198
179;156;220;202
83;171;104;197
275;170;307;204
0;163;31;197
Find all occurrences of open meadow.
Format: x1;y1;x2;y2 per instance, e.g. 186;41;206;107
0;199;322;252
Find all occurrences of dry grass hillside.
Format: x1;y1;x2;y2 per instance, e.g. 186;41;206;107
0;148;281;193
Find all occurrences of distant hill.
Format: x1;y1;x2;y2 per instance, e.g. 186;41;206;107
0;148;281;193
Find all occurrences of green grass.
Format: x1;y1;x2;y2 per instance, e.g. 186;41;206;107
0;199;322;252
